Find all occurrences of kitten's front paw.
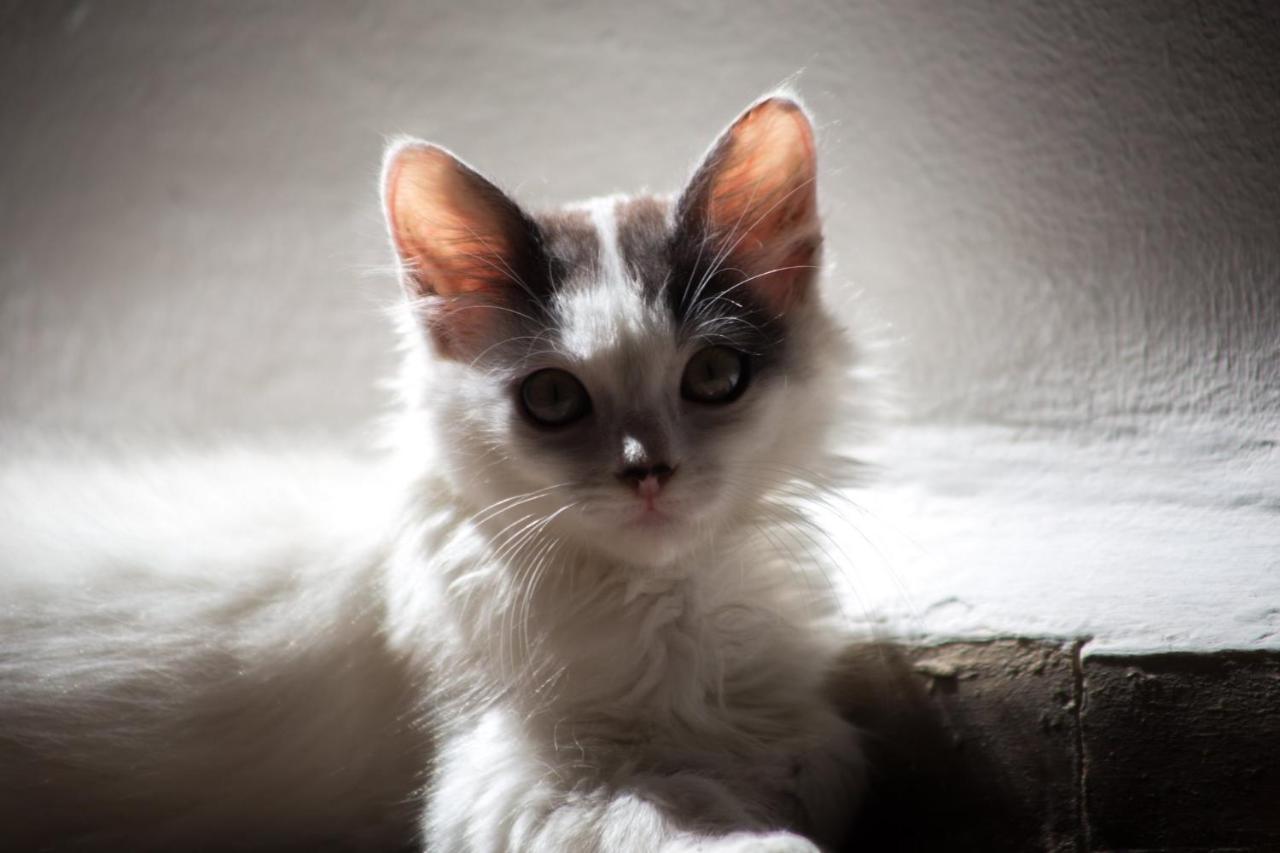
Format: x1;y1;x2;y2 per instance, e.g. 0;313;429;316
671;831;823;853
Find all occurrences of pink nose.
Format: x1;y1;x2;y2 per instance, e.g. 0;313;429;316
618;464;675;493
636;475;663;500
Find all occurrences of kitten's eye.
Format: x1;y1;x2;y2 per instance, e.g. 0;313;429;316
520;369;591;427
681;346;748;404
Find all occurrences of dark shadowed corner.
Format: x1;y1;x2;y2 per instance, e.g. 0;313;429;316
829;641;1280;852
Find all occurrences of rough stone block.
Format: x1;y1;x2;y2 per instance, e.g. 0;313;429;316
1081;651;1280;852
832;640;1081;852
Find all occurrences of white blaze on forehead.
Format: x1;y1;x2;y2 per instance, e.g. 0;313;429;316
555;196;656;360
589;195;628;287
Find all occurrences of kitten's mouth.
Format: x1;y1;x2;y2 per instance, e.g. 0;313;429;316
630;509;670;527
626;500;677;528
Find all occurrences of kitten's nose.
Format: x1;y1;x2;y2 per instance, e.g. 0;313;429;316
617;463;675;492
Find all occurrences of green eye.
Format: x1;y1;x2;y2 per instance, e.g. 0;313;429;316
681;346;748;404
520;369;591;427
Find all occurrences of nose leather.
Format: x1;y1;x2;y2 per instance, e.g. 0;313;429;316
618;463;675;491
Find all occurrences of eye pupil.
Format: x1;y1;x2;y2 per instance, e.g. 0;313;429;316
520;369;590;427
681;346;748;404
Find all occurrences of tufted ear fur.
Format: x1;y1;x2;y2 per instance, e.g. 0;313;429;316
382;140;548;358
675;96;821;314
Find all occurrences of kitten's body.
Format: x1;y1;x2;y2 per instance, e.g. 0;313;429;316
0;451;423;849
1;96;866;851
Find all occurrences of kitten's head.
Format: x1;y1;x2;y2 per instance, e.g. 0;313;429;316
384;95;852;567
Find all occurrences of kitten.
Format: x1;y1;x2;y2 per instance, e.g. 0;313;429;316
0;93;865;851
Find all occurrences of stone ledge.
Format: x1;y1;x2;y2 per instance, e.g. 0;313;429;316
830;641;1280;852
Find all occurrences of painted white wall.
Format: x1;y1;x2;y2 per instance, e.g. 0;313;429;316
2;0;1277;651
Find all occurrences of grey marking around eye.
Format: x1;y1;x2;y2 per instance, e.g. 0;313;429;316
524;194;790;380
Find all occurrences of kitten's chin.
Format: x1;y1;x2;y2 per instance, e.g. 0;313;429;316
574;514;700;569
560;514;696;568
609;535;690;568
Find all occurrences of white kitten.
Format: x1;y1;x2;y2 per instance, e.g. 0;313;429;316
0;93;865;851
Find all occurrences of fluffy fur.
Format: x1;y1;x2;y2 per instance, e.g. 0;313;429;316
0;93;866;852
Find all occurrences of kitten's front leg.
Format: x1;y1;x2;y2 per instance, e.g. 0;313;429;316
429;756;819;853
425;710;755;852
425;709;858;853
662;834;822;853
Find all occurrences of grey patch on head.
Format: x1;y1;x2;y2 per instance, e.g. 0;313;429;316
614;194;793;381
528;194;792;386
613;196;674;302
534;209;601;291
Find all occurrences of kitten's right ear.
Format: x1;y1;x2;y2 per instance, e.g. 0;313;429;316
381;139;545;356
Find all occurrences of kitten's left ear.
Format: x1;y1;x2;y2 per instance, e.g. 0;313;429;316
675;95;821;313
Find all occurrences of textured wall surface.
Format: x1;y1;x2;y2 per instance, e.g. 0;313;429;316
2;0;1277;647
5;0;1277;435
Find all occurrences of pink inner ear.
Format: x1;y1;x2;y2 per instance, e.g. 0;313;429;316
706;100;818;253
385;144;518;298
699;99;821;311
751;241;819;314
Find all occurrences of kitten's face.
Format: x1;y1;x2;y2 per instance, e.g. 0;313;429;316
386;96;845;567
